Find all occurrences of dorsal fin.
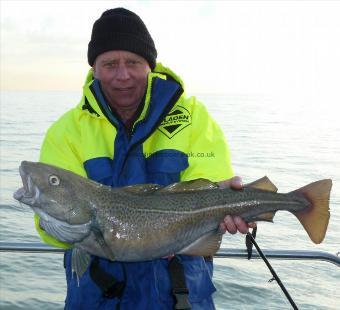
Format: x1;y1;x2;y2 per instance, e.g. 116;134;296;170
245;176;278;192
159;178;219;193
122;184;163;194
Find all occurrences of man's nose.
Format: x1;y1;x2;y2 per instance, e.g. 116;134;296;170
115;64;130;80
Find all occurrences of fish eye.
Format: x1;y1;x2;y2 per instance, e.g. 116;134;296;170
49;175;60;186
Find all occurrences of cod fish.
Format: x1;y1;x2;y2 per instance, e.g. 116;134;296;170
13;161;332;279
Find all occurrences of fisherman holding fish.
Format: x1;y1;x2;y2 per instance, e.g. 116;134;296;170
13;7;332;310
29;8;256;309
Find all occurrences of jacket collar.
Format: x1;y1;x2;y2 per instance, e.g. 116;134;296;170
78;64;185;133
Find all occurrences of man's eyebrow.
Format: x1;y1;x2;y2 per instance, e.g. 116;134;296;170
99;55;143;64
99;58;116;64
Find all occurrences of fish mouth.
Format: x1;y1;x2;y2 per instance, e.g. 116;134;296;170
13;165;38;206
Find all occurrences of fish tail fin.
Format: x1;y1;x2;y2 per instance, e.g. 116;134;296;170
292;179;332;244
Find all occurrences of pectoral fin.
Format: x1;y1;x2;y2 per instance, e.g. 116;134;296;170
71;247;91;282
177;230;223;256
37;211;91;243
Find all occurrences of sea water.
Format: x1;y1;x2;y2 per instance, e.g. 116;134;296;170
0;90;339;309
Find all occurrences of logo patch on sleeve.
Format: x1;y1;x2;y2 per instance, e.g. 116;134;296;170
158;106;192;139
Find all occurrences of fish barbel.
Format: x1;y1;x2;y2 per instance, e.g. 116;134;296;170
13;161;332;278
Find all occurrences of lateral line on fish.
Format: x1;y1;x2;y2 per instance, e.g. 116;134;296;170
123;200;301;215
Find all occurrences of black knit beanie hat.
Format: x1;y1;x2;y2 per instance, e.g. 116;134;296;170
88;8;157;69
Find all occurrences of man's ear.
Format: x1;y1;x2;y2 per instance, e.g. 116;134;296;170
92;66;97;79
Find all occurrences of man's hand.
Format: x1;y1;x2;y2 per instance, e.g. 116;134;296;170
218;176;257;234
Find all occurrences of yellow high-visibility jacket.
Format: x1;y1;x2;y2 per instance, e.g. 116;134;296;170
37;63;234;309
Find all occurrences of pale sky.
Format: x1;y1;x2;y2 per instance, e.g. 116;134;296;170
1;0;340;107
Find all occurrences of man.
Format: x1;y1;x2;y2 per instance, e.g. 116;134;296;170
35;8;255;309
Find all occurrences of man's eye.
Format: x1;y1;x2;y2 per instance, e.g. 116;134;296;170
104;62;118;68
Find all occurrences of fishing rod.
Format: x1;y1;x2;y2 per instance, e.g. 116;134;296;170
245;228;298;309
1;242;340;266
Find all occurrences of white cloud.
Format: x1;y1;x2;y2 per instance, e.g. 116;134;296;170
1;0;340;110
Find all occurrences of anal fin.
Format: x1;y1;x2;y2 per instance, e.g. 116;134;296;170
177;230;223;256
249;212;276;222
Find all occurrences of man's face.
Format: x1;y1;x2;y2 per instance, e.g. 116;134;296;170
93;50;151;111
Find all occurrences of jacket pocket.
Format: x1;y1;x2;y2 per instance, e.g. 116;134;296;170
146;149;188;185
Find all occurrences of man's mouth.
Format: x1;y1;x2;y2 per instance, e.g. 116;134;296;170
114;87;134;92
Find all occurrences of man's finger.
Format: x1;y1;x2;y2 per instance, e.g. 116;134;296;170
218;176;243;189
223;215;237;234
230;176;243;190
233;216;249;234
